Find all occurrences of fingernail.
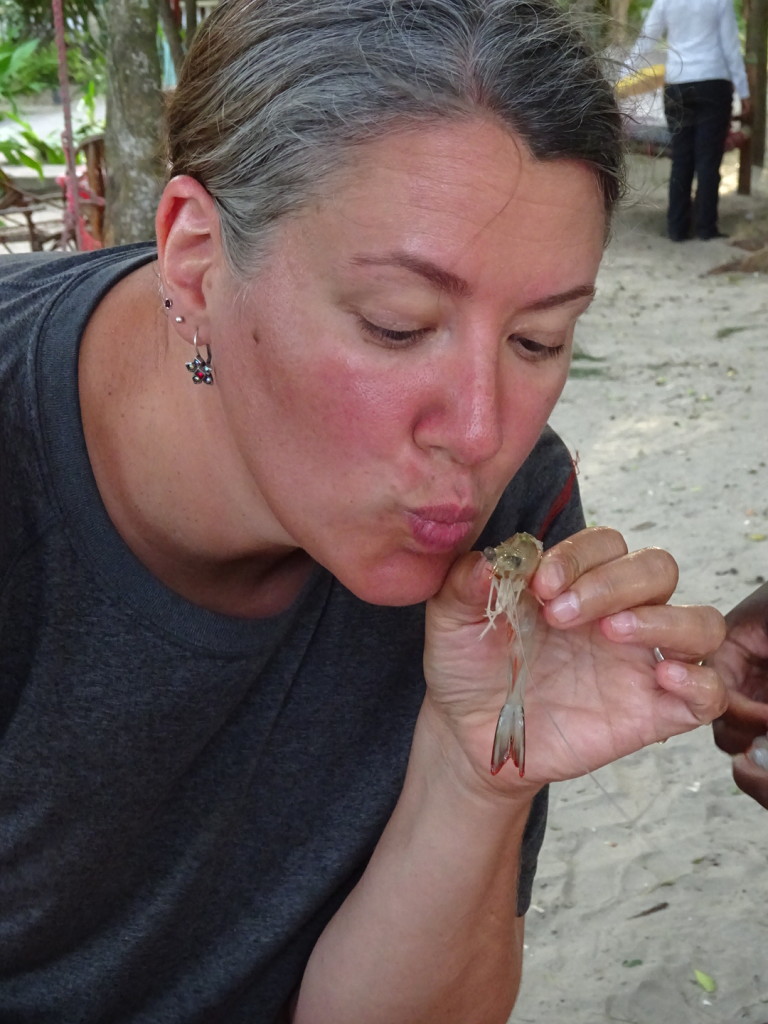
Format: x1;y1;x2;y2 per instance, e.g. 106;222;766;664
473;552;493;581
538;561;565;593
549;590;580;623
608;611;638;636
664;662;688;683
472;555;495;593
747;737;768;770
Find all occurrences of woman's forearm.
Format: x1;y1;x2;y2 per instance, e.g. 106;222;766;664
294;702;537;1024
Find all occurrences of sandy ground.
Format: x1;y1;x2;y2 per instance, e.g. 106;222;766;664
512;152;768;1024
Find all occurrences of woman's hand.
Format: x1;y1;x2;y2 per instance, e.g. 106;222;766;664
711;582;768;808
423;526;727;792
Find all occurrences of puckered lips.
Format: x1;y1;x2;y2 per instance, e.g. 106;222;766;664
404;504;478;553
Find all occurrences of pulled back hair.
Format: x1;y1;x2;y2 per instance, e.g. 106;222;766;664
167;0;624;278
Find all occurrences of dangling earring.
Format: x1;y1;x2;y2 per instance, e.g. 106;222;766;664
185;329;214;385
163;296;185;324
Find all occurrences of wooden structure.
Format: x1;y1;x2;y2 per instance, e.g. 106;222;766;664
74;133;107;245
0;169;64;252
0;133;106;253
739;0;768;192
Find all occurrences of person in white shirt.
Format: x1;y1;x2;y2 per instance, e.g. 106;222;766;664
632;0;751;240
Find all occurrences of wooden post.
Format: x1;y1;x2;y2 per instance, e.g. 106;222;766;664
745;0;767;167
737;133;753;194
184;0;198;45
159;0;185;76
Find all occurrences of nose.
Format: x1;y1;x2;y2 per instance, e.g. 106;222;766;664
413;347;504;466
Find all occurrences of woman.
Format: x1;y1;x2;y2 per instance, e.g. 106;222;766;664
0;1;726;1022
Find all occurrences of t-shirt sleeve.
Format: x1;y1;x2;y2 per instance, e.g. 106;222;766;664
514;424;587;550
516;786;549;915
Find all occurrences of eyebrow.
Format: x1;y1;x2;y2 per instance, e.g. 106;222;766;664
351;252;470;298
349;251;595;309
526;284;596;311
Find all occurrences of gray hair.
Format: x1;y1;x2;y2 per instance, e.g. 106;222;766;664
167;0;624;278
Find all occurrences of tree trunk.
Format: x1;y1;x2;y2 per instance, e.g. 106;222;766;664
568;0;611;48
745;0;768;167
609;0;632;46
104;0;165;245
184;0;198;46
159;0;185;77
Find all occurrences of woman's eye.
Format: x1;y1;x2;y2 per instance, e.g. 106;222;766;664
510;335;566;362
359;317;430;348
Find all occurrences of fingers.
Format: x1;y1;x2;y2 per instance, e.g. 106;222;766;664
427;550;496;629
732;753;768;810
532;527;679;628
723;580;768;634
600;602;726;661
533;528;718;673
533;526;628;600
655;660;727;725
713;690;768;754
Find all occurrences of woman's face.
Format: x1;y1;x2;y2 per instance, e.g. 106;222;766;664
209;119;606;605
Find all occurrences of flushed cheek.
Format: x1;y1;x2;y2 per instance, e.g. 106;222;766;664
497;370;567;454
309;361;418;458
247;359;417;522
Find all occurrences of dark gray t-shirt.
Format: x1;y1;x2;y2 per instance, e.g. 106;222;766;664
0;246;585;1023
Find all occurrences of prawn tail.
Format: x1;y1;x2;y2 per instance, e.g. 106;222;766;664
490;702;525;777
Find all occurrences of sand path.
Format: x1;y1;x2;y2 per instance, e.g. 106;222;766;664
513;152;768;1024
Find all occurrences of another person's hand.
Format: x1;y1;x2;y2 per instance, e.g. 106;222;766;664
740;96;752;123
423;527;726;793
712;582;768;808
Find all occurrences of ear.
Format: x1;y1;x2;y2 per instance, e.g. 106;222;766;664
156;175;224;331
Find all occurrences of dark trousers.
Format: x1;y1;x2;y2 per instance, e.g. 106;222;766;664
663;79;733;239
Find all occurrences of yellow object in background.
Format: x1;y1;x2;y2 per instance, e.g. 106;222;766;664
615;64;665;98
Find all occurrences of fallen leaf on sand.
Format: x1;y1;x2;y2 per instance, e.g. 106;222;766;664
693;969;717;993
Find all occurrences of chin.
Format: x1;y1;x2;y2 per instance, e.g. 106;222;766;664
340;551;455;608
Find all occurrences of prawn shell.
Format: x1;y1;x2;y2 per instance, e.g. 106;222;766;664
491;703;525;776
484;533;543;583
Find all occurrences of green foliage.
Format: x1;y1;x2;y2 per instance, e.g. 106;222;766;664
0;0;102;42
0;2;105;178
0;108;61;174
0;37;59;98
0;0;105;94
0;82;104;177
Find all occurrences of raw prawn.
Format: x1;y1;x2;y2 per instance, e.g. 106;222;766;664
482;533;543;777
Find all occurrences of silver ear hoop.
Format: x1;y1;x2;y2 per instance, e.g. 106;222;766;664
185;329;214;385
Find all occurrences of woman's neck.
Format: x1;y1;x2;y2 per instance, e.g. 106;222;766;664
78;262;313;618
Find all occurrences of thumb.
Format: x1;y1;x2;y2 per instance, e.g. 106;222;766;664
732;753;768;810
713;690;768;754
427;550;494;632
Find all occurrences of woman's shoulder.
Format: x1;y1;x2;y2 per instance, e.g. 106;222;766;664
481;426;584;550
513;425;579;500
0;243;156;299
